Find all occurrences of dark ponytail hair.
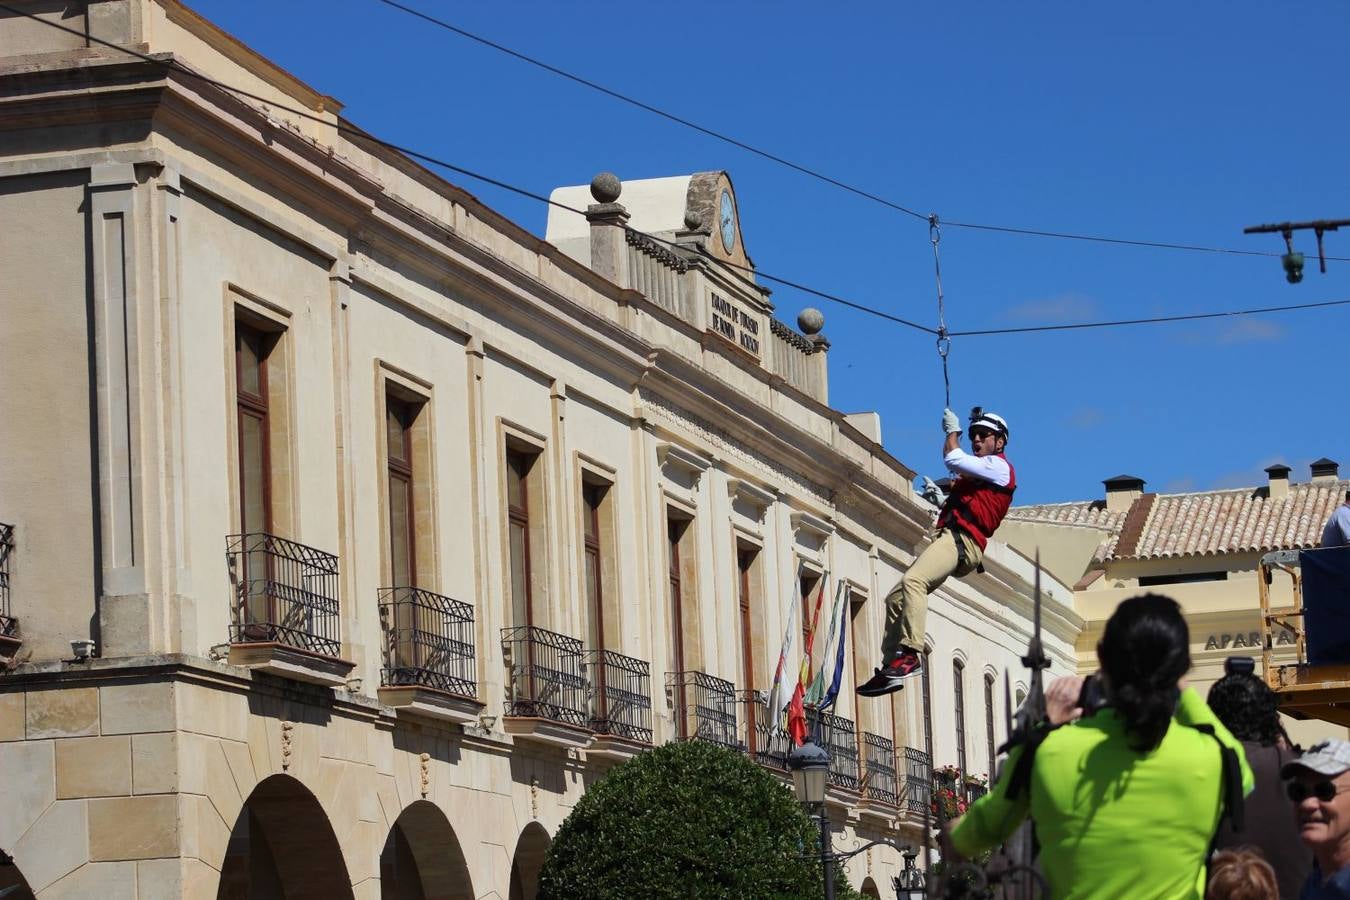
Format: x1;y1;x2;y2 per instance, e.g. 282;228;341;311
1098;594;1191;752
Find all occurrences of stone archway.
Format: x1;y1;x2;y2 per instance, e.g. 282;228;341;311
507;822;551;900
861;875;883;898
217;774;354;900
0;848;36;900
380;800;473;900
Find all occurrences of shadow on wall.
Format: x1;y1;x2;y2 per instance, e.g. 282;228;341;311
217;774;353;900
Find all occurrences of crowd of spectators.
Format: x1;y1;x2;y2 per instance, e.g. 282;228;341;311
944;591;1350;900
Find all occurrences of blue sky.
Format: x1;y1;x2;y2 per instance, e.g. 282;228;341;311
185;1;1350;504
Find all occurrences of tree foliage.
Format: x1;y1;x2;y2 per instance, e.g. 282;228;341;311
538;740;864;899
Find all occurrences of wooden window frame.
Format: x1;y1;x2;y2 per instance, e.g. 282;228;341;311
668;514;689;739
984;673;997;777
386;394;417;589
235;321;273;536
506;447;536;629
737;543;758;752
953;659;968;776
921;646;934;761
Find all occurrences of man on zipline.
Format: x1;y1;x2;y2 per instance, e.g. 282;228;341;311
858;407;1015;697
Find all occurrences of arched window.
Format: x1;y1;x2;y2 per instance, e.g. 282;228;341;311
953;659;967;776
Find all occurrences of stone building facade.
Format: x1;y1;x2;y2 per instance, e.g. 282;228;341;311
0;2;1078;897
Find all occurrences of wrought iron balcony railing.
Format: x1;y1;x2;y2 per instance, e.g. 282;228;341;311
862;732;899;805
904;747;933;817
818;711;861;791
667;670;738;749
964;780;988;805
501;625;590;729
226;532;341;657
0;522;15;640
741;689;792;771
378;587;476;698
584;648;653;744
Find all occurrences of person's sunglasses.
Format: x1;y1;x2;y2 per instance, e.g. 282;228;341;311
970;430;995;441
1287;780;1350;803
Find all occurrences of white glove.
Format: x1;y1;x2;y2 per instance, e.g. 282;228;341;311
920;476;948;507
942;408;962;434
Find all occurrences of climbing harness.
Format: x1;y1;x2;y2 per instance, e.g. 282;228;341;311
930;213;952;408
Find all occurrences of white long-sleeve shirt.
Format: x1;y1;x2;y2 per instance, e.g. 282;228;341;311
944;447;1012;487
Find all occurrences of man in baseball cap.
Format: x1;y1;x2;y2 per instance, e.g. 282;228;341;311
1284;739;1350;898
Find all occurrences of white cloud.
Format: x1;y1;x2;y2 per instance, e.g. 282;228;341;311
1215;318;1285;344
1005;292;1099;322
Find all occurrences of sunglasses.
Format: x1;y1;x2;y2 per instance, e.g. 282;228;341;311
1287;780;1350;803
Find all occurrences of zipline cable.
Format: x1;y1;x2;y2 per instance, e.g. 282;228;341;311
929;214;952;408
9;5;1350;345
368;0;1350;264
0;2;936;336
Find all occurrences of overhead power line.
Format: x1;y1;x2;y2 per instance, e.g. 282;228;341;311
368;0;1350;264
371;0;931;222
949;297;1350;337
8;5;1350;343
0;2;935;334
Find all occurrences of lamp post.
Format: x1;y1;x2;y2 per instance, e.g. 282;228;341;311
892;845;926;900
788;738;834;900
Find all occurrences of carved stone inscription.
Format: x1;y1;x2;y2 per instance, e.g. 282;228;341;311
709;293;760;355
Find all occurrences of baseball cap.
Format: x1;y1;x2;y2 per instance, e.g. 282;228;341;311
1282;739;1350;778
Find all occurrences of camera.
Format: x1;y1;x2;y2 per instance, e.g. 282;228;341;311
1224;655;1256;677
1077;674;1108;715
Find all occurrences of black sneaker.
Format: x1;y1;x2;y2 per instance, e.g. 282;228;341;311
856;651;923;697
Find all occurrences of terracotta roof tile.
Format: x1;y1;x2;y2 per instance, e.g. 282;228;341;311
1010;479;1349;562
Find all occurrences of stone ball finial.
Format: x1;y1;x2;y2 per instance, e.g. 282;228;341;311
684;208;703;230
797;307;825;335
590;172;622;204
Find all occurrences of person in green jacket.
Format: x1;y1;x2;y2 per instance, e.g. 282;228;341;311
947;593;1254;900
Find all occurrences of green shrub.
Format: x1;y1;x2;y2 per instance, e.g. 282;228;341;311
538;740;863;899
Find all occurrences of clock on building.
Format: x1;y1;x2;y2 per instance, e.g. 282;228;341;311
719;190;735;252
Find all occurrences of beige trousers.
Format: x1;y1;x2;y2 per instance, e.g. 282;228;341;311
881;528;982;659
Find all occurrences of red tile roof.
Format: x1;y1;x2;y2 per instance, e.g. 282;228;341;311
1009;480;1349;562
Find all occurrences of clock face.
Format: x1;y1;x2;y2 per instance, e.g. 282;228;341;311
719;190;735;252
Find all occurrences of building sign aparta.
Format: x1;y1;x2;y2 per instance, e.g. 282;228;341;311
1203;629;1296;651
709;292;760;356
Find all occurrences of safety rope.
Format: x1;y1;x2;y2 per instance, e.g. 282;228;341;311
930;213;952;408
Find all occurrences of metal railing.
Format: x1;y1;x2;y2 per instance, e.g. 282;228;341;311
584;648;653;744
0;523;14;639
818;711;861;791
668;670;738;749
501;626;590;729
742;689;792;770
863;732;899;805
226;532;341;657
378;587;476;698
903;747;933;818
964;780;988;805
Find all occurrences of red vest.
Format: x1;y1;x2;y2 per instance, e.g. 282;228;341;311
936;454;1016;550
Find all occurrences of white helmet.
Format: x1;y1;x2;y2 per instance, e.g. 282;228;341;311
970;411;1010;443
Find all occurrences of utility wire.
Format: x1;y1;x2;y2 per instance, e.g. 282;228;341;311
949;297;1350;337
10;5;1350;341
368;0;1350;264
0;2;935;334
372;0;930;222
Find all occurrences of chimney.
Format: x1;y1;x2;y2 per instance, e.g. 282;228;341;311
1311;458;1340;484
1265;463;1292;500
1103;475;1145;513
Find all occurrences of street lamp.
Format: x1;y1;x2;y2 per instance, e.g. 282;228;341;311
788;739;834;900
892;845;926;900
